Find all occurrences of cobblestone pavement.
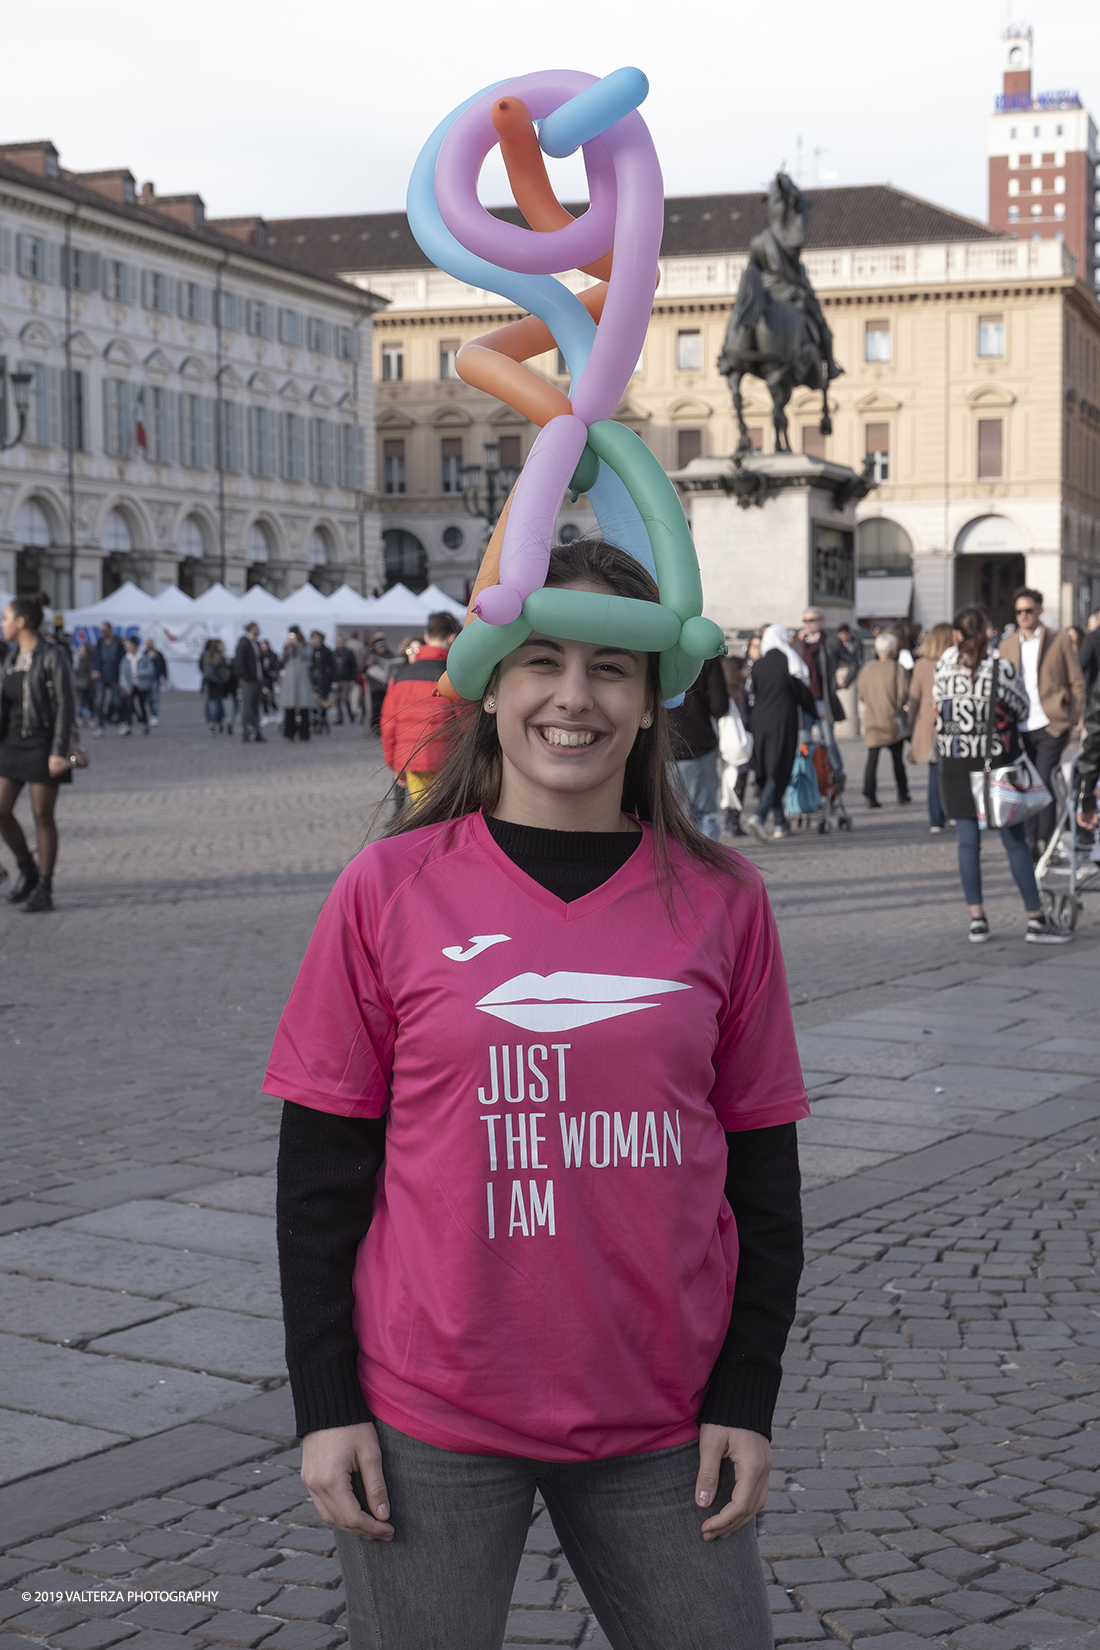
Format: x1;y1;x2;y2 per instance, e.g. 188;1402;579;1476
1;706;1098;1648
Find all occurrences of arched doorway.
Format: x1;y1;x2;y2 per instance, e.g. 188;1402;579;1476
856;518;914;622
101;508;134;596
246;522;273;591
308;526;332;592
15;498;53;600
177;516;206;596
954;516;1027;632
383;528;428;593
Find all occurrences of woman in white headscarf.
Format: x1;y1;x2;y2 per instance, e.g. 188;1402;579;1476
745;627;817;841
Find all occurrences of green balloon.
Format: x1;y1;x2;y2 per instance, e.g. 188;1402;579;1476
567;443;600;503
524;588;680;651
585;420;704;621
446;615;532;700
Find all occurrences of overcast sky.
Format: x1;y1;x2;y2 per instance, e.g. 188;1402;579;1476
5;0;1099;228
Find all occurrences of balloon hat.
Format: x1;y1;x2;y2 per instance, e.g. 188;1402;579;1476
407;67;725;703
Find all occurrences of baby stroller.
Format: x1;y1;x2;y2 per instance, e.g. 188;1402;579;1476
1034;748;1100;933
811;739;852;833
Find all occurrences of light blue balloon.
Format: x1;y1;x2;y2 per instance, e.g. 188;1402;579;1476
585;461;656;578
537;67;650;159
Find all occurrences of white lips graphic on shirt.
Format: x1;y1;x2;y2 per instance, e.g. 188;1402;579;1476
475;971;690;1032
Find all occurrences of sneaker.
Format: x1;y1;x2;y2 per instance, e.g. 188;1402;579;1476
968;916;990;944
745;816;769;843
930;825;944;834
1026;911;1071;945
22;882;53;913
150;716;158;726
770;825;788;840
119;725;131;737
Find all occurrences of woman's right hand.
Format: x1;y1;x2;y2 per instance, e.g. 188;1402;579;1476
300;1422;393;1540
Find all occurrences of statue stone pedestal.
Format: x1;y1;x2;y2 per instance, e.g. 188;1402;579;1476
673;453;873;637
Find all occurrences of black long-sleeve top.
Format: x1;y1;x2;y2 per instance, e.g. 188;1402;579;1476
276;818;804;1443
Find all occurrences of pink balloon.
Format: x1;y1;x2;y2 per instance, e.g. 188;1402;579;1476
435;73;617;276
473;414;589;624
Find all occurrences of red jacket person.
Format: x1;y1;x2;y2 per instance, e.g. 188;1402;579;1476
380;612;462;802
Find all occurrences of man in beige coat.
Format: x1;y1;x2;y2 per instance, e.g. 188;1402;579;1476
998;587;1085;854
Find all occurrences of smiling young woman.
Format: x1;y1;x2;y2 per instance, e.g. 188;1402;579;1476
266;539;809;1650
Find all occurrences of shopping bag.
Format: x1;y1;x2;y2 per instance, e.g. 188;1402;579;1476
970;658;1052;830
783;748;821;818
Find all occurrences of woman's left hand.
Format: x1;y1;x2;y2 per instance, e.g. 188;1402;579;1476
695;1424;772;1541
48;755;69;778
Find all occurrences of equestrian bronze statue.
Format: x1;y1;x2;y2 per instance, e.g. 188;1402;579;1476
718;172;843;456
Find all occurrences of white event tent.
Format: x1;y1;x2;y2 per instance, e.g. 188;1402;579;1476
60;578;472;690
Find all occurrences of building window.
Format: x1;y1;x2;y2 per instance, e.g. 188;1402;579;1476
497;435;522;471
383;437;406;495
150;271;171;313
151;386;167;462
381;343;403;382
676;330;702;372
309;419;331;485
978;314;1004;358
339;424;361;490
247;300;269;339
442;524;464;551
106;260;129;302
1055;175;1066;194
441;436;463;494
745;425;764;452
280;412;304;482
180;517;206;560
978;418;1003;479
439;341;460;380
864;319;891;362
186;394;205;468
308;317;328;354
101;509;133;554
1008;206;1019;220
1031;177;1043;193
1008;178;1020;196
865;422;889;483
857;517;913;575
309;528;329;568
1031;203;1042;217
677;428;702;468
556;349;568;376
336;326;355;361
104;379;131;458
1055;203;1066;219
16;499;52;548
19;235;46;279
62;370;86;452
802;426;827;460
278;308;300;347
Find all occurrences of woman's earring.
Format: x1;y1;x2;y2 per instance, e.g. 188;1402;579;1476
641;712;652;728
484;697;495;711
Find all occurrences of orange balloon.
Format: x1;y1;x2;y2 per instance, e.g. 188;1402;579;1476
456;344;572;426
492;96;614;282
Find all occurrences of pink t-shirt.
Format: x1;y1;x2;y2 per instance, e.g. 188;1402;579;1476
265;812;808;1461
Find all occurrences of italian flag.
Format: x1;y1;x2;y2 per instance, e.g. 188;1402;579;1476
134;387;148;453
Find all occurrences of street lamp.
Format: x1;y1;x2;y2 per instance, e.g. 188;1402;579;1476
461;440;521;539
0;359;33;452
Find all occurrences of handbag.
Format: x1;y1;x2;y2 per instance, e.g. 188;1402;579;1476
68;739;89;770
783;748;822;818
892;665;910;742
969;658;1052;830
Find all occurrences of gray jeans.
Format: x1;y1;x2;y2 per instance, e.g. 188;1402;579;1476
334;1421;772;1650
671;752;722;840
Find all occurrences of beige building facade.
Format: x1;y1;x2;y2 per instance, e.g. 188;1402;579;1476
0;142;385;607
269;187;1100;630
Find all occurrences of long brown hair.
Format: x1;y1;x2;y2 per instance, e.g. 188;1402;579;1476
384;538;738;882
920;622;954;663
952;604;991;674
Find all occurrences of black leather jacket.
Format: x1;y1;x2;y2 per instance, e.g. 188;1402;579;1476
0;636;76;759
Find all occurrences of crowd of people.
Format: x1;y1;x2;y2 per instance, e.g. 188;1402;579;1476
197;627;413;743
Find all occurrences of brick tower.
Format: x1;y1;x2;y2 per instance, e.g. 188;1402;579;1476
987;25;1098;292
